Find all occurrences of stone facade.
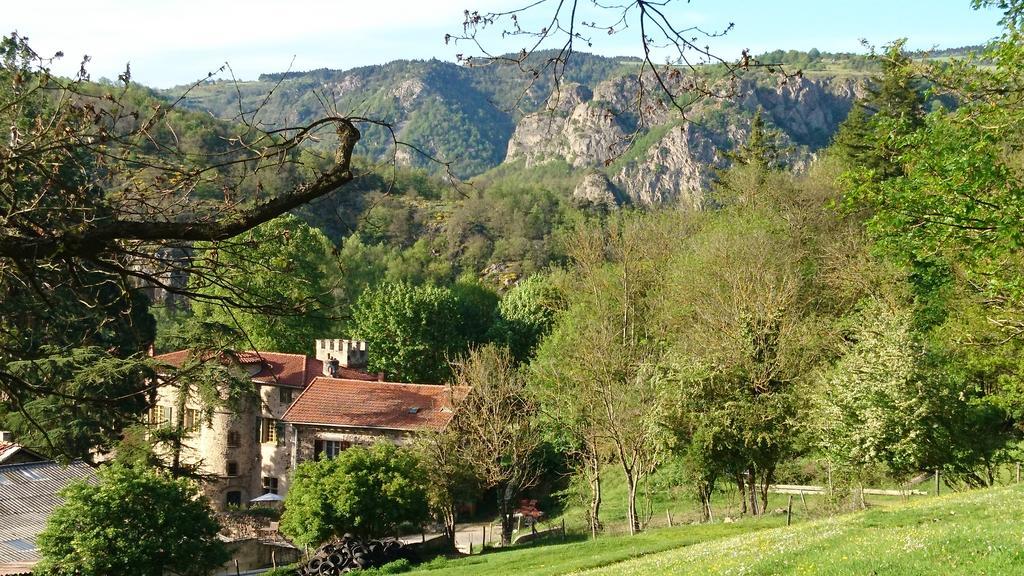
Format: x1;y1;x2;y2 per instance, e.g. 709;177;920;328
151;382;292;510
288;423;411;470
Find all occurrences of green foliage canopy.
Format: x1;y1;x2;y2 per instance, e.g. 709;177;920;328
190;214;337;354
280;443;429;545
350;280;496;382
35;464;228;576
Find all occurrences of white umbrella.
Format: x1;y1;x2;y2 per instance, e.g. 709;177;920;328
250;492;285;503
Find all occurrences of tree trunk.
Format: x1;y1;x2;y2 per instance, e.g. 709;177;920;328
499;485;515;546
442;506;457;551
736;474;747;515
589;462;602;538
624;469;639;535
698;482;713;523
758;466;774;515
747;468;759;515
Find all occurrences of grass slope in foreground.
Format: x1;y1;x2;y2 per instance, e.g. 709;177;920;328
577;485;1024;576
408;485;1024;576
407;517;785;576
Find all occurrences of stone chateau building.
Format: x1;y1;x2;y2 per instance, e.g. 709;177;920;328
153;339;467;510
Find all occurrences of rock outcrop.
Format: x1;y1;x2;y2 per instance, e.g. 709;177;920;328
612;124;722;208
573;172;626;207
505;83;630;168
506;72;862;207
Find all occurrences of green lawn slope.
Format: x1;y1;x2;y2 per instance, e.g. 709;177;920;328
407;484;1024;576
406;517;784;576
580;485;1024;576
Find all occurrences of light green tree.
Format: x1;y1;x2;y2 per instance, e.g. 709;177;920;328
491;274;563;363
350;280;496;383
532;215;674;535
815;300;932;481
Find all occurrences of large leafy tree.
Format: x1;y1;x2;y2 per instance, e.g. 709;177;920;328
659;158;856;518
350;280;496;383
814;300;939;480
835;2;1024;468
532;215;673;535
190;214;338;354
35;464;228;576
0;34;359;459
449;344;540;545
490;274;563;364
280;443;429;545
814;297;1014;489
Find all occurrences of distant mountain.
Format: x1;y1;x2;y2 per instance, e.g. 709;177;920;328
163;48;972;205
166;51;635;179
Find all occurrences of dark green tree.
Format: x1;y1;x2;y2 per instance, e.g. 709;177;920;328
35;464;228;576
190;214;338;354
833;40;926;179
726;107;790;172
0;33;359;461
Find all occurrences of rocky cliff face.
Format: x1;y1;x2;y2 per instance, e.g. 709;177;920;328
505;83;631;169
513;72;863;207
175;53;865;201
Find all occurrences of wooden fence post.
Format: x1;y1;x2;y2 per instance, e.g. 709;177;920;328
666;509;673;527
786;495;793;526
799;490;807;513
827;461;833;497
1016;462;1020;484
934;470;940;497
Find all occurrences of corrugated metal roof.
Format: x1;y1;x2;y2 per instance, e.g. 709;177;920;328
0;460;95;567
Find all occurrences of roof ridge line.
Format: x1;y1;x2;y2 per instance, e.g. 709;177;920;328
308;376;448;388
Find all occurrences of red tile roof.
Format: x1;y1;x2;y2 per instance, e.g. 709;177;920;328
153;350;377;388
282;377;469;432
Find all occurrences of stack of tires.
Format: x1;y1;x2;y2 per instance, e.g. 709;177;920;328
300;534;412;574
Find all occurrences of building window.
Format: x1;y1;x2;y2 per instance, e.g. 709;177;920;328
226;491;242;508
227;430;240;448
262;476;279;495
324;440;351;459
226;461;238;477
279;387;294;405
148;405;173;427
261;418;278;444
183;408;200;432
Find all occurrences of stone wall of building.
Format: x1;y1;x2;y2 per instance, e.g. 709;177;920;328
153;381;299;510
291;423;411;467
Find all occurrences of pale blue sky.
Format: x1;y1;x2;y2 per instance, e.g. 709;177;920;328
2;1;1005;88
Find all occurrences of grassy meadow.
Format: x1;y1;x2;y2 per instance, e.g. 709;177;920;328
404;484;1024;576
